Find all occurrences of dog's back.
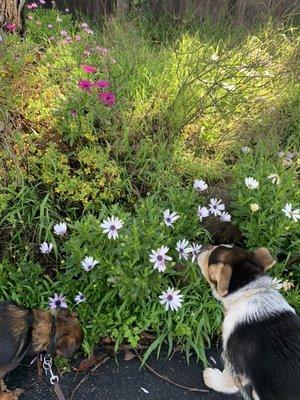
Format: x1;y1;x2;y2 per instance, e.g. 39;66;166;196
0;302;33;377
227;307;300;400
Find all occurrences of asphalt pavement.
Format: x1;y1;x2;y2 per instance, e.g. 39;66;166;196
6;346;243;400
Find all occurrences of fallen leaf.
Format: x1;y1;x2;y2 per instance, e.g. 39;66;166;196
124;349;137;361
140;332;156;340
77;354;106;372
101;336;115;345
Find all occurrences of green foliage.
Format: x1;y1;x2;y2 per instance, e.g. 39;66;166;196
231;147;299;256
0;5;299;363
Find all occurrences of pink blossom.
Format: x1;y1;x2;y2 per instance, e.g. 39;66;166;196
93;80;110;89
99;92;116;107
47;24;53;28
96;46;109;55
84;50;91;56
81;23;89;28
4;23;16;32
65;8;70;13
75;35;81;41
81;65;97;73
60;30;68;36
27;15;33;20
39;0;46;4
78;80;93;92
85;28;94;35
70;109;77;117
28;2;38;9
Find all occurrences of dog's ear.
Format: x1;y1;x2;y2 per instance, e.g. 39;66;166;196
254;247;275;270
208;262;232;297
56;337;76;358
54;309;78;321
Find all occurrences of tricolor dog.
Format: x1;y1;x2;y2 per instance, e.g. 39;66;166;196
198;245;300;400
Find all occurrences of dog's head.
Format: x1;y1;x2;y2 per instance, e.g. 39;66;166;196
197;245;275;300
53;309;84;358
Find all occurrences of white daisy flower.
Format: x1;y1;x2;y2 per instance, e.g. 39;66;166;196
81;256;99;272
53;222;67;236
197;206;210;221
163;209;180;227
285;151;295;163
208;198;225;217
176;239;191;261
245;177;259;189
211;53;219;61
159;288;183;311
220;212;231;222
272;278;283;290
100;216;124;239
40;242;53;254
241;146;251;154
149;246;172;273
48;293;67;310
282;203;300;222
187;243;202;263
221;82;236;91
250;203;260;212
194;179;208;192
74;292;86;304
267;174;280;185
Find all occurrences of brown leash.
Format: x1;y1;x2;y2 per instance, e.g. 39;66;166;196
41;315;66;400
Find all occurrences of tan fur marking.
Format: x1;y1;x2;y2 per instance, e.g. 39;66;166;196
7;306;28;338
254;247;275;270
209;263;232;297
31;310;52;353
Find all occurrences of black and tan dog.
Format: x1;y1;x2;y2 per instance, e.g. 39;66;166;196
198;245;300;400
0;301;83;399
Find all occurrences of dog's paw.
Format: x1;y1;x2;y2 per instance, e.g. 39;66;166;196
203;368;223;390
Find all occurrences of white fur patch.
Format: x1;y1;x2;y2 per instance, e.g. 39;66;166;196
203;368;239;394
222;276;295;347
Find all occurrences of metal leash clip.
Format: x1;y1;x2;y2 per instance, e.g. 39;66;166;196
43;354;59;385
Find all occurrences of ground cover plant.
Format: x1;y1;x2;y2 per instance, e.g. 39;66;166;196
0;2;299;364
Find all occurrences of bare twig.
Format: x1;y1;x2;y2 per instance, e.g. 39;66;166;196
69;355;110;400
134;350;209;393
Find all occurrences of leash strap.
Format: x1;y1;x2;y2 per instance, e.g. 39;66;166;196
41;315;66;400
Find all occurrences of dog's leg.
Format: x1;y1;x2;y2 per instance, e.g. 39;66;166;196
203;367;239;394
252;390;260;400
0;380;6;392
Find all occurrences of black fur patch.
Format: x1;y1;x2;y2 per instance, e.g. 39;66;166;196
227;311;300;400
0;302;33;368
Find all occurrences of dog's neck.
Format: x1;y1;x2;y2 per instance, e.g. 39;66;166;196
222;276;275;311
32;309;54;353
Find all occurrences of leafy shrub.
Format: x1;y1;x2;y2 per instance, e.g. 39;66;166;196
0;4;299;363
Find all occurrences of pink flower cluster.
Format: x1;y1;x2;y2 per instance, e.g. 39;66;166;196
81;22;94;35
77;66;115;106
4;23;16;32
27;2;38;9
